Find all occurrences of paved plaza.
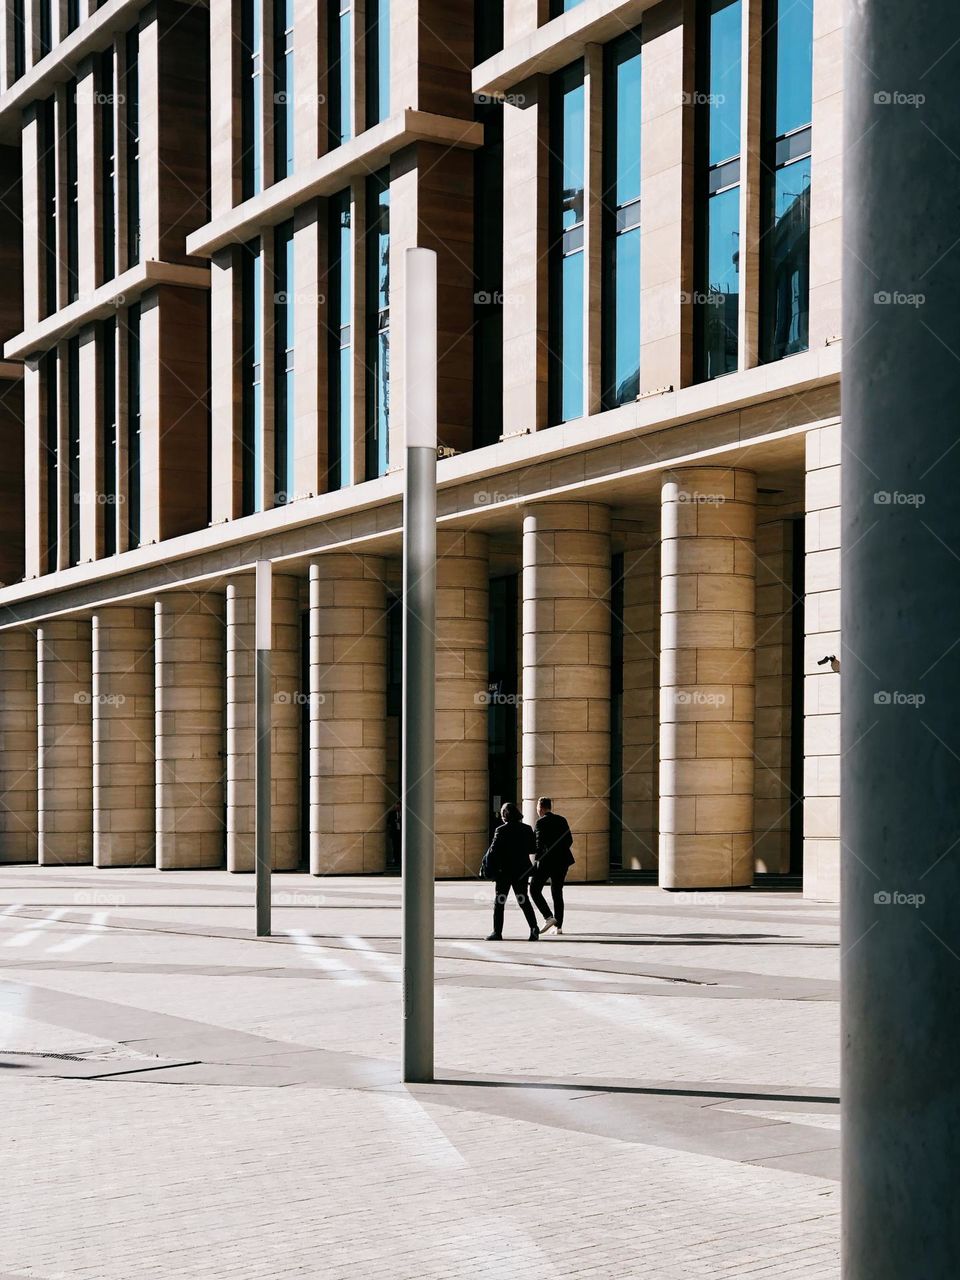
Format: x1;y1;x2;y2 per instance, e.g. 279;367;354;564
0;870;840;1279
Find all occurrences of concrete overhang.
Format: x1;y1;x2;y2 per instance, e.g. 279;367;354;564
0;343;840;625
472;0;653;98
4;261;211;360
185;110;484;258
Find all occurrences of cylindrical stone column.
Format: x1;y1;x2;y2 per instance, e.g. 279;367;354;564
435;531;489;878
522;503;611;882
37;619;93;865
309;556;387;875
226;572;301;872
155;590;225;870
92;606;155;867
659;467;757;889
0;629;38;863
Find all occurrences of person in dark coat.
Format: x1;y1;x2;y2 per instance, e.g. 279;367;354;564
482;803;539;941
529;797;574;935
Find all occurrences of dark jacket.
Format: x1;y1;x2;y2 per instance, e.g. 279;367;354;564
535;812;574;871
484;819;536;880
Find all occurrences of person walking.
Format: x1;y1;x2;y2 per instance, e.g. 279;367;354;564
481;803;540;941
529;797;574;935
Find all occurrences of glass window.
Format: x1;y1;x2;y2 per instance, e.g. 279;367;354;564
365;171;389;478
760;0;812;362
241;239;264;514
100;51;116;282
67;337;80;567
549;0;583;16
39;0;51;57
549;60;585;424
602;29;642;408
695;0;742;381
13;0;25;80
473;5;504;449
241;0;263;197
274;0;294;180
365;0;390;127
274;220;295;504
125;29;140;268
43;351;58;572
328;0;353;147
102;318;118;556
41;97;56;317
126;304;141;549
66;0;79;34
327;190;352;489
66;82;78;303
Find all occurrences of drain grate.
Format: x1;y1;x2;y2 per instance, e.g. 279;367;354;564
1;1050;87;1061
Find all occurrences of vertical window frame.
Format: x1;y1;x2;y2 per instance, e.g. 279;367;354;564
327;189;352;490
364;169;389;480
548;58;586;426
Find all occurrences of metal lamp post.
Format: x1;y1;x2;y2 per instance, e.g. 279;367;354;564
255;558;272;937
401;247;438;1084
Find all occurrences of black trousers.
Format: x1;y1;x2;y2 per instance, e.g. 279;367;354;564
529;861;568;928
493;874;538;936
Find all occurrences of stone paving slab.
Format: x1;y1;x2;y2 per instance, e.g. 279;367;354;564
0;869;840;1278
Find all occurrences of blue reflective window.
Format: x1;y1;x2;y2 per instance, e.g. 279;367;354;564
549;0;583;15
328;190;353;488
695;0;742;380
549;61;585;424
274;221;295;504
241;0;262;197
761;0;812;362
366;0;390;126
602;29;642;408
274;0;294;180
365;171;389;478
241;240;264;514
329;0;353;147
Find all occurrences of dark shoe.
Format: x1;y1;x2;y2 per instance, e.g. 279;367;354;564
486;932;502;941
528;927;540;941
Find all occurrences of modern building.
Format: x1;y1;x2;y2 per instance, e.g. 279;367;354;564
0;0;842;898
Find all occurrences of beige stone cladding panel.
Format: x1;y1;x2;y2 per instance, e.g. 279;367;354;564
803;423;841;900
620;532;659;872
155;590;225;870
809;0;843;349
226;573;301;873
522;503;612;882
501;76;549;435
92;607;155;867
435;531;489;877
640;0;694;394
37;619;93;866
310;555;388;875
660;467;757;888
0;629;38;863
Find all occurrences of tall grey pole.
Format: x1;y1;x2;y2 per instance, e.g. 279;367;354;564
255;559;272;938
843;2;960;1274
401;247;438;1084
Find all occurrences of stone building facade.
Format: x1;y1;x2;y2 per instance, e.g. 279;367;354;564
0;0;843;899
